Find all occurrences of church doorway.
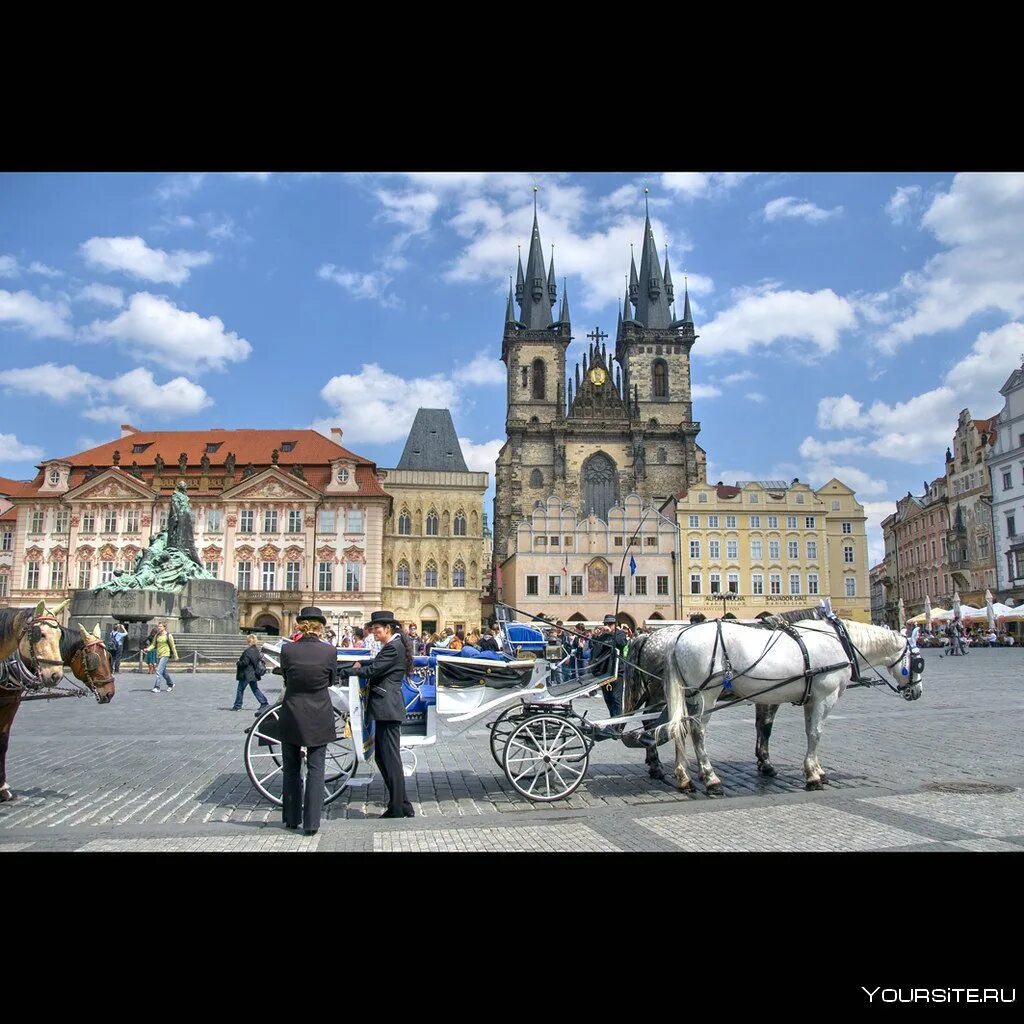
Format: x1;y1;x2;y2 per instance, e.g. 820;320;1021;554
582;453;618;521
253;613;280;636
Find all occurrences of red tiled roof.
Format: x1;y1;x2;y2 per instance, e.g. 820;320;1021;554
974;417;997;444
0;507;17;522
716;485;741;498
0;476;42;497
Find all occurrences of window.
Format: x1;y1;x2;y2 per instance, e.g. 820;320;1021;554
521;367;528;389
769;540;781;560
807;540;818;560
843;545;854;563
453;513;467;536
842;521;852;534
979;535;990;559
103;510;117;533
689;573;702;595
1006;515;1016;537
805;516;815;529
160;509;169;530
0;575;7;598
82;511;95;533
205;561;220;578
726;540;738;560
564;536;574;548
280;441;295;453
698;492;708;503
749;515;760;528
635;576;648;595
808;573;819;595
769;573;781;595
786;516;797;529
752;573;764;595
318;509;335;533
749;493;759;504
1003;471;1012;490
614;576;626;595
845;576;856;598
789;573;800;595
645;536;657;546
548;575;561;596
768;515;778;528
237;562;252;590
287;509;302;533
100;560;115;584
30;510;46;533
1;530;11;551
124;509;140;533
688;515;699;528
726;515;737;529
262;561;276;590
424;562;438;588
55;510;69;534
571;575;584;596
788;540;799;559
25;561;40;588
534;535;548;549
727;573;739;594
751;540;763;560
345;563;361;592
453;563;466;588
312;561;332;591
831;500;841;511
263;510;278;533
708;515;719;528
709;540;720;559
931;540;937;559
398;511;411;535
426;512;439;536
795;493;805;505
690;539;701;558
77;561;91;589
240;510;254;532
526;575;539;596
549;536;559;547
652;359;668;398
396;561;410;587
132;443;149;454
709;573;720;594
530;469;543;487
346;509;364;534
657;575;669;596
532;358;546;400
50;562;64;589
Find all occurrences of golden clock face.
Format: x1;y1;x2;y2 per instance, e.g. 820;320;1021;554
589;367;607;387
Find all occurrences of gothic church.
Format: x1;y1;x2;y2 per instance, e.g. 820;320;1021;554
492;196;707;563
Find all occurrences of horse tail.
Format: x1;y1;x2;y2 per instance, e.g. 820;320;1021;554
653;636;690;746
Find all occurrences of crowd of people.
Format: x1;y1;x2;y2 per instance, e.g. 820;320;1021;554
907;620;1017;653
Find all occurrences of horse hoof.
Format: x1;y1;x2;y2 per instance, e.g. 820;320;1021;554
678;781;697;795
805;779;824;791
706;782;724;798
649;769;666;781
757;762;778;778
0;789;14;803
818;774;829;785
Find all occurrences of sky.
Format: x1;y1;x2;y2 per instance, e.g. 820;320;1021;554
2;170;1023;566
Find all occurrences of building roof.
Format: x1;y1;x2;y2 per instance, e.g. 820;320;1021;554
0;476;42;497
396;410;468;472
0;507;17;522
974;416;998;444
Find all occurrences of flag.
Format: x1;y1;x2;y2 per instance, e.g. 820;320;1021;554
629;555;637;576
562;550;568;577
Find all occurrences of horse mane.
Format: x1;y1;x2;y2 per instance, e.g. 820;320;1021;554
769;606;826;625
839;620;903;663
0;607;29;649
60;629;85;661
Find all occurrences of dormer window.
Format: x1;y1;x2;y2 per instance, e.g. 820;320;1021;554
281;441;296;452
337;467;350;484
205;442;222;453
132;443;151;454
48;469;60;486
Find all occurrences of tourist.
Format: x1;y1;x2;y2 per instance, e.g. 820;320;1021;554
145;626;159;674
146;623;178;693
233;635;270;711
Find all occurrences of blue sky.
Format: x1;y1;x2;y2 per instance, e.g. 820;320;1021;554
2;171;1023;565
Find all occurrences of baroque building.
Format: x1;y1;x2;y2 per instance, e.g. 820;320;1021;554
492;196;706;574
988;360;1024;604
0;426;390;636
380;409;487;635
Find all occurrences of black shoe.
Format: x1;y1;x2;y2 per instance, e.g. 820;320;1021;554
231;706;242;711
303;828;318;836
284;823;300;830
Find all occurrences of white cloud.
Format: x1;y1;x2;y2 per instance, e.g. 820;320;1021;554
699;286;856;359
0;433;44;462
460;353;505;386
861;500;899;567
720;370;756;385
661;173;754;200
80;236;213;286
76;283;125;308
0;363;211;420
0;288;72;338
458;437;503;475
231;172;272;181
156;173;207;201
798;435;867;460
28;261;62;278
886;185;922;225
691;384;722;400
0;255;18;278
816;394;863;429
801;462;887;497
876;173;1024;352
745;391;767;403
83;292;252;371
207;218;236;241
317;264;401;309
762;196;842;224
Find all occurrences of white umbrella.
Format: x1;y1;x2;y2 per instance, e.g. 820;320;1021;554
952;590;962;622
985;589;996;630
897;597;906;630
924;595;932;632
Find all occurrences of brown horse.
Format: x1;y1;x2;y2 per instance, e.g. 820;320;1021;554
0;604;114;802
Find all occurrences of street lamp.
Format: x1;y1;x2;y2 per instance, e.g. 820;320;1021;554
719;589;740;618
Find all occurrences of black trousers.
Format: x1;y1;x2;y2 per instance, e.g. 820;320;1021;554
281;741;326;831
374;720;414;816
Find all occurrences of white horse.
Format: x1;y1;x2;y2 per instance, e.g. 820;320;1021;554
661;618;924;795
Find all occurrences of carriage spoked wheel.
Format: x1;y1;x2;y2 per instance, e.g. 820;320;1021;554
487;704;529;768
502;714;589;803
244;703;358;807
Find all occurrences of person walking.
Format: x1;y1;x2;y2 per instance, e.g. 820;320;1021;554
107;622;127;673
233;635;270;711
346;610;415;819
277;606;338;836
146;623;179;692
145;626;159;674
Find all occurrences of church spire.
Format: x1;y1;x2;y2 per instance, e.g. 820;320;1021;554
519;188;553;329
556;277;571;325
664;246;675;305
633;190;672;328
515;245;524;302
682;276;693;324
629;244;639;302
505;276;517;326
547;246;557;308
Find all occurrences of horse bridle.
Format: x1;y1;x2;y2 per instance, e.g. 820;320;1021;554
73;637;116;695
19;614;67;672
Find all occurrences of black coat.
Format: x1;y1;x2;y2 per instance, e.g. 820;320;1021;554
237;645;264;684
355;635;409;722
278;636;338;747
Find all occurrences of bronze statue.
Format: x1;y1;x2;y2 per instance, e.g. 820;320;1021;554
178;452;188;474
112;449;121;466
225;451;236;474
154;453;165;475
200;452;210;472
271;449;280;465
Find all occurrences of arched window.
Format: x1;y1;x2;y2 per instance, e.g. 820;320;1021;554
425;561;438;588
657;447;667;464
453;512;467;536
652;359;668;398
530;469;543;487
453;561;466;588
532;358;546;400
582;453;618;521
426;511;439;536
396;560;410;587
398;510;411;535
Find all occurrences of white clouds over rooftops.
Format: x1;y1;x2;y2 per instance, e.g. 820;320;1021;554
460;353;506;386
80;235;213;286
762;196;843;224
458;437;503;475
83;292;252;371
0;288;72;339
0;433;44;462
661;173;755;199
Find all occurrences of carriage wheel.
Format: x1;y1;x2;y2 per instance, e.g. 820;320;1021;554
502;714;589;803
487;704;527;768
244;703;358;807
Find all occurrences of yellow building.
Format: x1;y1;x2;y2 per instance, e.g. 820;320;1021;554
662;478;870;622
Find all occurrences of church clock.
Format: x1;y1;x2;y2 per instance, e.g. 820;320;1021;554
588;367;607;387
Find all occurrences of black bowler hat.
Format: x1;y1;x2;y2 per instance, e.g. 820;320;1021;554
603;614;618;626
364;610;402;631
296;606;327;625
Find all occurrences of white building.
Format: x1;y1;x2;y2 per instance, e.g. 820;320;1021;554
988;360;1024;603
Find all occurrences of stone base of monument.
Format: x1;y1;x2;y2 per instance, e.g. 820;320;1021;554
69;579;240;641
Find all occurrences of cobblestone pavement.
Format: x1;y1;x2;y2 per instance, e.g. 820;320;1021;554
1;647;1022;852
